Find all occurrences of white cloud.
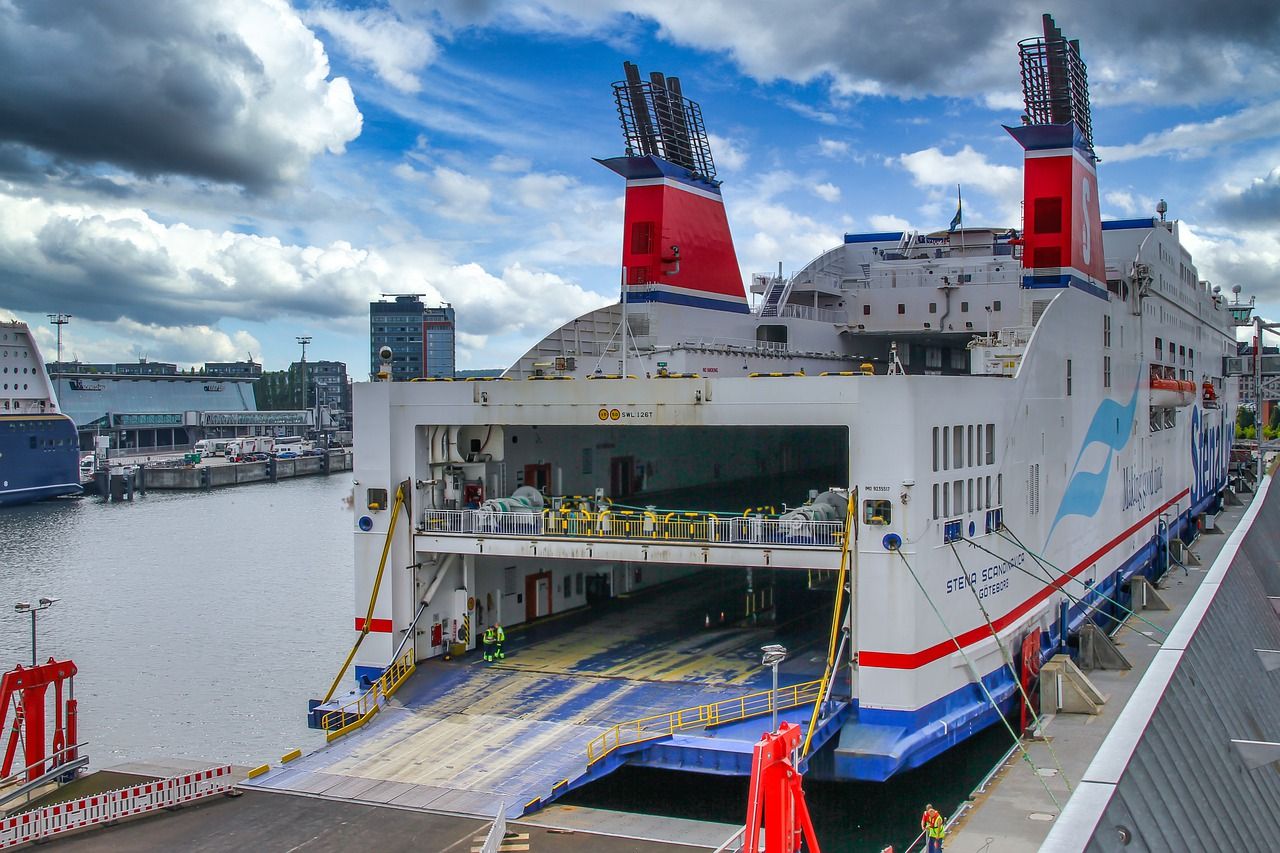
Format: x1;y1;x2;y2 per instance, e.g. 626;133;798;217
812;182;841;203
0;0;362;190
708;133;749;172
428;166;495;220
868;214;910;231
818;138;850;158
897;145;1021;222
308;4;437;94
1097;100;1280;163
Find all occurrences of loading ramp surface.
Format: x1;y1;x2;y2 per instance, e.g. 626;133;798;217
250;573;847;819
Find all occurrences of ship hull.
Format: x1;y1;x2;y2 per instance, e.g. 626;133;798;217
0;415;82;507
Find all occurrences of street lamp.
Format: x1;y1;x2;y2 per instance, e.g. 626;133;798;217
14;597;59;666
761;643;788;733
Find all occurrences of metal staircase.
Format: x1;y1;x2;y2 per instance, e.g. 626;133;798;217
758;276;791;317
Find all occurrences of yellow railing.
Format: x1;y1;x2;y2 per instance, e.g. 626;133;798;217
319;649;416;742
585;679;823;765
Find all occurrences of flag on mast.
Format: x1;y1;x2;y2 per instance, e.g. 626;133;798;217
948;185;962;233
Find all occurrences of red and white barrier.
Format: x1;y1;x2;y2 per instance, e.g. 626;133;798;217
0;764;233;848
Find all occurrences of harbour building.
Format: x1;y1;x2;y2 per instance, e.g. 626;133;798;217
48;359;314;454
369;296;455;380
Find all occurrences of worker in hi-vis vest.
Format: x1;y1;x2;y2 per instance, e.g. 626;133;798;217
921;803;945;851
493;624;506;660
482;626;496;662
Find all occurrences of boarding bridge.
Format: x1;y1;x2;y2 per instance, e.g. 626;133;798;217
415;507;847;571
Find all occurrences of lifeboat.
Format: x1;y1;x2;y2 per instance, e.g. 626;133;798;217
1202;380;1220;409
1150;376;1196;407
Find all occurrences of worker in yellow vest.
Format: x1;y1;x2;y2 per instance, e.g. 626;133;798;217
921;803;945;851
493;624;506;660
482;626;496;662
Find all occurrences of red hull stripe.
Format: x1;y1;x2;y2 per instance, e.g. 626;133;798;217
860;489;1190;670
355;617;393;633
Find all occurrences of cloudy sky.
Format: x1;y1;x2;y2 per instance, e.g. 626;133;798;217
1;0;1278;374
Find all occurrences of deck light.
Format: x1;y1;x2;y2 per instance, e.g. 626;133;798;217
12;597;58;666
761;644;788;733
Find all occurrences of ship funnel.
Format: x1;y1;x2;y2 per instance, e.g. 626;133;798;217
1005;14;1106;288
597;63;747;314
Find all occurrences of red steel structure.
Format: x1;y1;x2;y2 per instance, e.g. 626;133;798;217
1;659;78;783
744;721;821;853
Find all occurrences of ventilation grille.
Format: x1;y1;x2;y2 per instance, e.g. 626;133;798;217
1029;463;1040;515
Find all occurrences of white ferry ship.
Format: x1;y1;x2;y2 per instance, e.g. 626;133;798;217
0;321;81;507
341;16;1239;784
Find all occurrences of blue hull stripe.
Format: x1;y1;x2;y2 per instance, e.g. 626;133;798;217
628;289;752;314
1022;272;1109;301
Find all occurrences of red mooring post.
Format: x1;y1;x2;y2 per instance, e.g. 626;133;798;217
743;721;821;853
0;659;78;782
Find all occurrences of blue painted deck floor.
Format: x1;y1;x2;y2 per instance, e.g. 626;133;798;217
250;572;843;818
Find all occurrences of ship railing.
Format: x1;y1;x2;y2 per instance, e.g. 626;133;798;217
420;509;844;548
777;304;849;323
585;679;824;766
318;648;416;741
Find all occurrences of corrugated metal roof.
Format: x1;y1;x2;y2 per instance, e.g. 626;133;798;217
1045;477;1280;851
53;375;257;427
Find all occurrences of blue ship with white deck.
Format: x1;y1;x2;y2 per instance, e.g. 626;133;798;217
0;320;81;507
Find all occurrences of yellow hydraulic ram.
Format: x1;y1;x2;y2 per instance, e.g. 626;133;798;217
322;481;409;704
802;488;856;758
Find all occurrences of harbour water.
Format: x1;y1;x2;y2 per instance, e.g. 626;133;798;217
0;477;352;768
1;477;1005;850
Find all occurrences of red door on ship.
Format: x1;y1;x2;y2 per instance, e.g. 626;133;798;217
524;463;552;492
525;571;553;622
610;456;635;498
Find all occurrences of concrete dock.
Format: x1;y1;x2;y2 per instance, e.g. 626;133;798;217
89;448;352;498
944;483;1260;851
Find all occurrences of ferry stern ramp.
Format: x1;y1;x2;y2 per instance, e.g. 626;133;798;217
259;375;897;816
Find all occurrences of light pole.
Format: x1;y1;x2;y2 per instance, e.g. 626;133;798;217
14;597;59;666
761;643;788;733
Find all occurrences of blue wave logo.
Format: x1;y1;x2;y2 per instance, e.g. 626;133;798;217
1045;380;1141;544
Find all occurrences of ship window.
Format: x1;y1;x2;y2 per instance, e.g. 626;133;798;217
1154;337;1162;360
952;425;963;468
975;426;982;467
997;473;1003;504
953;480;963;514
631;221;655;254
898;303;905;315
864;500;891;525
932;426;939;472
967;478;974;513
942;484;950;516
1066;359;1073;396
1103;315;1111;347
961;301;969;313
993;300;1002;311
1189;349;1194;368
942;426;950;469
967;425;974;467
863;304;871;316
1034;197;1063;233
932;484;940;519
1168;341;1175;360
1104;356;1112;389
929;302;937;314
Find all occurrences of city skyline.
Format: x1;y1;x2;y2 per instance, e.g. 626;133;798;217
0;1;1277;373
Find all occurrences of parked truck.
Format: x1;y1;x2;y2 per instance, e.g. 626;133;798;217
225;437;275;461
